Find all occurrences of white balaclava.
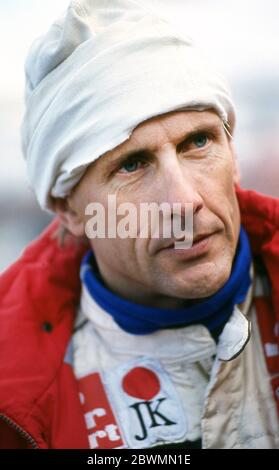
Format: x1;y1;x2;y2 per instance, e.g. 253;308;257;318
21;0;236;211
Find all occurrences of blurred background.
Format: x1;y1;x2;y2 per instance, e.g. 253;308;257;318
1;0;279;271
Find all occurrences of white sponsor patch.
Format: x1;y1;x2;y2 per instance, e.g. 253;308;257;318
103;357;188;448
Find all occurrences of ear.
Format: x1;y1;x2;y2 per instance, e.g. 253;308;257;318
229;140;241;185
52;197;85;238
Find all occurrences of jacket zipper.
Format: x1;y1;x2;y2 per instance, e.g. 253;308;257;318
0;413;39;449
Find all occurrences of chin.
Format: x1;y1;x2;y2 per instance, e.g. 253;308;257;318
169;259;233;300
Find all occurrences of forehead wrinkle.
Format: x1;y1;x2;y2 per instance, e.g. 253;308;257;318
130;110;222;150
96;110;222;171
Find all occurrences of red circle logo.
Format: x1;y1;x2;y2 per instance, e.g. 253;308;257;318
122;366;160;400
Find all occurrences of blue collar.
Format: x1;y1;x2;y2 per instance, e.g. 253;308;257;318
80;226;252;335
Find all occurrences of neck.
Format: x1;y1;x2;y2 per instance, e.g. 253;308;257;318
93;254;211;309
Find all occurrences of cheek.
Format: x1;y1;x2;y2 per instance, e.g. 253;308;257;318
109;179;151;206
198;151;240;232
201;148;236;197
91;236;142;282
79;184;112;225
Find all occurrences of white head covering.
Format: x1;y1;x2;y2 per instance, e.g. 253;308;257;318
21;0;235;211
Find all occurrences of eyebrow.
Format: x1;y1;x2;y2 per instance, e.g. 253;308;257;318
105;121;222;170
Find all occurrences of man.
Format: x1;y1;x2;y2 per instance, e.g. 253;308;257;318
0;0;278;449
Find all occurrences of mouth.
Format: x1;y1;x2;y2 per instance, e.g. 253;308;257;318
162;232;212;249
158;232;217;261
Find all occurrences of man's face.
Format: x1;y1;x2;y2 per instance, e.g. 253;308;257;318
66;110;241;308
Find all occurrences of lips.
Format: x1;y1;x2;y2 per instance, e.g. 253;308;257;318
161;233;213;251
193;233;213;244
153;229;219;263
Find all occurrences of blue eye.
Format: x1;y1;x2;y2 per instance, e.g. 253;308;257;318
120;157;147;173
122;160;140;172
193;134;208;148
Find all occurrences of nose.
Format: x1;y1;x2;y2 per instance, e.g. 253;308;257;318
156;149;204;216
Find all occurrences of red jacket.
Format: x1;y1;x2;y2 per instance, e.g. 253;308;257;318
0;187;278;449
